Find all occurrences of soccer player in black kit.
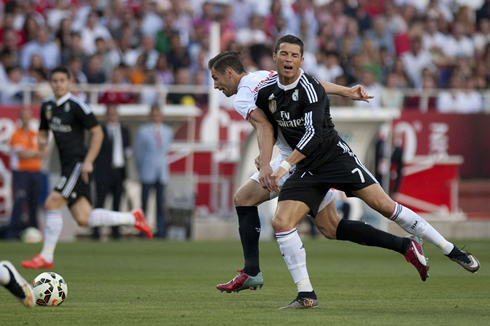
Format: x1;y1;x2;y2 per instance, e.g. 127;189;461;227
22;67;152;269
255;35;481;309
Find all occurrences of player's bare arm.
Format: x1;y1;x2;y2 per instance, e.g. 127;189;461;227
81;125;104;184
320;81;374;103
269;149;306;193
248;109;275;188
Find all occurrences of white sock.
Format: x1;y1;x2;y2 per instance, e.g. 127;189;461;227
390;203;454;255
88;209;135;227
0;264;10;285
275;229;313;292
40;210;63;263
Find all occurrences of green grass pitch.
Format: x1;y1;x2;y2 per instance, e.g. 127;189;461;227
1;238;489;325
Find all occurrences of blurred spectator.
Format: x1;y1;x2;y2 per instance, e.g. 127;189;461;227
192;1;215;35
61;32;87;66
236;14;269;47
232;0;255;29
93;103;132;240
73;0;101;31
380;72;404;108
67;56;88;84
355;69;382;108
316;51;343;83
80;11;113;56
365;16;395;55
22;15;40;45
45;0;71;31
167;32;191;71
288;0;318;37
391;57;412;88
383;2;407;36
85;54;106;84
130;54;148;85
317;0;348;40
474;17;490;57
7;107;45;240
401;36;436;89
167;67;196;105
100;65;134;104
403;75;438;111
0;50;13;85
155;54;174;85
156;10;181;54
134;35;159;70
1;66;24;104
436;75;483;113
134;105;173;239
55;17;74;55
139;0;164;36
19;26;60;71
443;22;475;59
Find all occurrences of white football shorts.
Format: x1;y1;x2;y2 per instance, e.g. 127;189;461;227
250;154;337;214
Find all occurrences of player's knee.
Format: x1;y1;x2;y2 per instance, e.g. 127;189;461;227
44;193;65;210
271;214;293;232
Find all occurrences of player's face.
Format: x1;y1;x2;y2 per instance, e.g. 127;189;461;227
211;68;236;97
273;43;304;85
49;72;72;98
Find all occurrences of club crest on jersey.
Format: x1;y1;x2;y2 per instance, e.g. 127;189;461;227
268;93;277;113
292;89;299;101
45;105;52;120
64;102;70;112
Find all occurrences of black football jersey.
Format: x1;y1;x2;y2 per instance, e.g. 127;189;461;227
255;72;338;171
39;93;99;166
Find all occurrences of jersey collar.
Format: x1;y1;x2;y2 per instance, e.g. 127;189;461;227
55;92;72;106
277;69;304;91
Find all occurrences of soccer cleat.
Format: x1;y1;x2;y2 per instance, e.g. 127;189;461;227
1;261;35;307
448;249;481;273
279;297;318;310
217;270;263;293
132;209;153;239
21;254;54;269
404;235;429;281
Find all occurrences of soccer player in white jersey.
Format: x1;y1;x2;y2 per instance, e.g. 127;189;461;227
21;66;152;270
256;35;480;309
208;52;430;295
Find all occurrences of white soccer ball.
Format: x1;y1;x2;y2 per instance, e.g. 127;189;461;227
21;227;43;244
32;272;68;306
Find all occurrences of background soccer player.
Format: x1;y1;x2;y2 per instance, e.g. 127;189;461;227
255;35;480;309
21;66;152;269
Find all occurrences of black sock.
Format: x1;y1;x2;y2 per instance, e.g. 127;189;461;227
336;219;410;255
236;206;261;276
298;290;317;299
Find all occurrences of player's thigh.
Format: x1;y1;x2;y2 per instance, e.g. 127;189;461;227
312;199;340;239
69;197;92;227
44;191;68;210
352;183;395;217
272;200;310;231
234;179;271;206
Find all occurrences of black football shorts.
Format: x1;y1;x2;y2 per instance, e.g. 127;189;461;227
54;162;92;206
279;139;378;217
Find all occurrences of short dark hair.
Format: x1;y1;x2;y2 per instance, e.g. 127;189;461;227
208;51;246;75
274;35;304;57
50;66;71;80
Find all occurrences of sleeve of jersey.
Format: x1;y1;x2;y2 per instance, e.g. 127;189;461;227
39;105;49;131
295;82;326;156
233;87;256;121
74;101;99;129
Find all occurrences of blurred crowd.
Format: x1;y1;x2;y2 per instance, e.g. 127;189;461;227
1;0;490;113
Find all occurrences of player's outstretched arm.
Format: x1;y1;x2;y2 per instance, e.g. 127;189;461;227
320;81;374;103
249;109;274;188
81;125;104;184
